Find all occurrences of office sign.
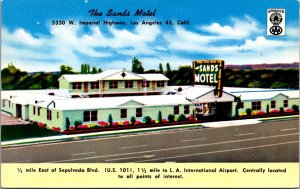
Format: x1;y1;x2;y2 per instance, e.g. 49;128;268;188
193;60;224;97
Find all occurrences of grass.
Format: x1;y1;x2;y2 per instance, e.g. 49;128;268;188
1;123;62;141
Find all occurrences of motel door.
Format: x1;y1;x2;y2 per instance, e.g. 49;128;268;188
16;104;22;118
84;82;88;93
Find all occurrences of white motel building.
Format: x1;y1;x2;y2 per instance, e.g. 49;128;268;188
1;69;299;131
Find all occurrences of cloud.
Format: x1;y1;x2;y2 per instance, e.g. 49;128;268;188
201;15;262;39
1;15;299;72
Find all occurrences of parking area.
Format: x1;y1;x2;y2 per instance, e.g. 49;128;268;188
1;112;29;125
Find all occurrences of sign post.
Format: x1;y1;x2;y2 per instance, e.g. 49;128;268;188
193;60;224;97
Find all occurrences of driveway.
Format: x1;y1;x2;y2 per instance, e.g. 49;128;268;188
1;112;29;125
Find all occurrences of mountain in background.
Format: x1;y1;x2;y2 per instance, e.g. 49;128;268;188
225;62;299;70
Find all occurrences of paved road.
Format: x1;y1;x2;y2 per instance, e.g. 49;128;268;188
2;119;299;163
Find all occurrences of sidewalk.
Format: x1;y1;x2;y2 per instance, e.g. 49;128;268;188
1;115;298;147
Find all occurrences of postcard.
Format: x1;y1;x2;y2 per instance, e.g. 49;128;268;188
1;0;299;188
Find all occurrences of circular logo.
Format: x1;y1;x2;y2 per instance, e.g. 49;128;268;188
269;12;283;26
269;26;282;35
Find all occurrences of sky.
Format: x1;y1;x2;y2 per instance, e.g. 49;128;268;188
1;0;299;72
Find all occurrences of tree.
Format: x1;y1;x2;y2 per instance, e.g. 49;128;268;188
60;65;74;75
130;116;136;126
157;111;162;123
108;114;113;126
92;67;98;74
66;117;70;130
131;57;144;73
166;63;171;72
98;68;103;73
159;63;163;73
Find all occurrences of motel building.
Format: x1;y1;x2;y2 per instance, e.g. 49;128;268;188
1;69;299;131
58;69;169;97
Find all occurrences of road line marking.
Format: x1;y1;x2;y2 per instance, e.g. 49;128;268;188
280;128;297;132
47;132;299;163
106;155;155;162
72;152;95;156
15;160;30;163
236;133;255;137
136;141;299;162
181;138;207;142
120;145;148;149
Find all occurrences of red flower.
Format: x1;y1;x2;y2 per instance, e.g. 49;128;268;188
123;121;130;126
52;127;61;132
112;122;119;126
270;109;280;113
188;115;194;120
78;125;89;129
256;111;265;115
161;119;168;123
38;122;46;127
98;121;109;127
284;108;294;113
134;120;142;125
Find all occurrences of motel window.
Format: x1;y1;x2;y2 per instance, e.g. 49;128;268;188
142;81;150;87
84;111;97;122
72;82;82;89
8;101;11;108
284;100;288;108
2;100;5;107
121;109;127;118
271;101;276;109
38;107;41;116
251;101;261;111
109;81;118;89
174;106;180;115
125;81;134;88
136;108;142;117
47;110;52;120
57;112;59;119
157;81;165;87
91;82;99;89
184;105;190;114
33;106;36;115
48;93;55;96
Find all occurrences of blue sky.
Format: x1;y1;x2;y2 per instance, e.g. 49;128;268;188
2;0;299;72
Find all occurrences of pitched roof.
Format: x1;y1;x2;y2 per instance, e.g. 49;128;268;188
37;95;193;110
137;74;169;81
59;69;169;82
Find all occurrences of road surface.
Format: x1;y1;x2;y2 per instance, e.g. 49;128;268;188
2;119;299;163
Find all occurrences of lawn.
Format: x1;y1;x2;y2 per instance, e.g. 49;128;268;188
1;124;62;141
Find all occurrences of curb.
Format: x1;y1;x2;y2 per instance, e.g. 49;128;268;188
259;115;299;122
2;115;298;148
1;123;203;148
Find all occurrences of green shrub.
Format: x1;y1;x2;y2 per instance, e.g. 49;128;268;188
168;114;175;122
292;104;299;112
157;111;162;123
130;116;136;126
143;116;152;124
74;120;82;129
178;114;187;122
279;107;284;113
246;108;252;116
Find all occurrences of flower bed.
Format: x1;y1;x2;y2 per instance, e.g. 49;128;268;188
62;120;201;135
235;111;298;120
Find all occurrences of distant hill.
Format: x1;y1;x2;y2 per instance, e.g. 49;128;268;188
225;62;299;70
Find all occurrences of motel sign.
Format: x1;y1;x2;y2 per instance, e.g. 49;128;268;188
193;60;224;97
